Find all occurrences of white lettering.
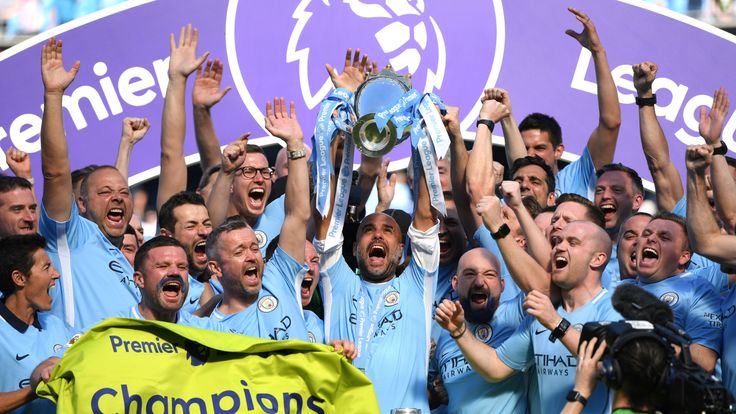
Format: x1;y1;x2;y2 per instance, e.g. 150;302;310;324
94;62;123;116
0;128;8;170
153;57;170;96
652;77;689;122
118;66;157;107
61;85;109;130
9;113;42;153
675;94;711;145
570;48;596;94
611;65;636;105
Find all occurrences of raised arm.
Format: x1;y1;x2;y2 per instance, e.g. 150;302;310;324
489;88;526;167
40;38;79;221
192;59;231;174
476;195;552;296
266;98;309;263
434;300;516;382
501;180;552;269
413;154;438;231
444;105;477;238
634;62;683;212
686;144;736;265
206;133;249;227
374;159;396;213
699;88;736;232
466;90;509;207
115;117;150;180
566;8;621;170
157;24;209;211
314;133;343;241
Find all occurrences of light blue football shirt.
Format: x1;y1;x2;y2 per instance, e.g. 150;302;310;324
40;201;139;330
555;147;597;200
635;271;723;354
316;222;439;414
181;276;205;314
304;309;325;344
210;247;309;341
435;293;527;413
0;304;81;414
496;288;621;414
721;286;736;398
253;194;285;256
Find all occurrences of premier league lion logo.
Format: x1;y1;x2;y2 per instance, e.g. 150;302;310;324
226;0;504;161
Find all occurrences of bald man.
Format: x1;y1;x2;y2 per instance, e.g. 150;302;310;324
436;220;621;414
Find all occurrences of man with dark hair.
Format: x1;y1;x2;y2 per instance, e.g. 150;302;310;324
595;163;644;241
38;38;138;329
615;212;653;281
121;225;139;267
157;191;211;312
0;234;81;413
122;236;227;331
205;97;311;341
500;8;621;200
551;193;606;231
632;210;722;372
511;156;556;208
0;176;37;238
207;140;286;256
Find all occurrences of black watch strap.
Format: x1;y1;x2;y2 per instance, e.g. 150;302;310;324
566;390;588;406
713;141;729;156
635;94;657;107
476;119;495;133
549;318;570;343
491;223;510;240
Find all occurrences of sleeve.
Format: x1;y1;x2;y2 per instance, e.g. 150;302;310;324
670;196;687;218
473;226;510;276
554;147;596;200
264;246;307;294
495;314;535;372
692;265;730;296
408;220;440;273
686;280;724;354
39;199;88;251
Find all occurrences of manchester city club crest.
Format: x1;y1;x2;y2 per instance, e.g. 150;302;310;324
226;0;505;162
660;292;680;306
254;230;267;249
474;323;493;342
384;291;400;307
258;295;279;312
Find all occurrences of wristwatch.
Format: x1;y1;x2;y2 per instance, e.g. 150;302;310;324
713;141;729;156
491;223;510;240
566;390;588;407
549;318;570;343
635;94;657;107
476;119;495;133
287;147;307;160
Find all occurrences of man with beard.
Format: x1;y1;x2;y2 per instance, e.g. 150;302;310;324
204;97;311;341
437;214;620;414
302;241;323;344
158;192;212;312
433;248;526;413
510;156;556;209
39;38;138;329
315;132;439;412
615;212;653;281
123;236;228;332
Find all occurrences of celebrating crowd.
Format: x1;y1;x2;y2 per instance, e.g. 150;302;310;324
1;7;735;414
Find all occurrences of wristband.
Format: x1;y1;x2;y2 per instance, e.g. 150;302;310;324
635;94;657;107
713;141;729;156
491;223;510;240
287;147;307;160
450;323;467;339
566;390;588;406
476;119;495;133
549;318;570;343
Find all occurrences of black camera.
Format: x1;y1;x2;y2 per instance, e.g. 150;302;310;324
580;320;732;414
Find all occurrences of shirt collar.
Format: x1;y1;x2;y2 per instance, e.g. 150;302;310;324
0;299;41;333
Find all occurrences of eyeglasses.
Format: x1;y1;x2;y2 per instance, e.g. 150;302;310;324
236;167;274;179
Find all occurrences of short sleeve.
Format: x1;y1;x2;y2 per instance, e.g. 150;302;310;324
496;315;535;372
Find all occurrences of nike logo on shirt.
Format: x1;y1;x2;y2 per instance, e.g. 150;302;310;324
15;354;29;361
190;297;199;305
535;329;548;335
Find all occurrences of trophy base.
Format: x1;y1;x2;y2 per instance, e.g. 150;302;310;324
353;114;398;158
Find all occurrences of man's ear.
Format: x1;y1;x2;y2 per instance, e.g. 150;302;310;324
553;143;565;161
11;270;26;290
133;271;145;289
77;196;87;214
633;193;645;210
160;228;172;237
207;260;221;277
451;275;458;291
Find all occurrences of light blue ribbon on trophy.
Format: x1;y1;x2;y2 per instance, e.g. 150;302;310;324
325;131;355;250
313;88;353;219
408;93;448;216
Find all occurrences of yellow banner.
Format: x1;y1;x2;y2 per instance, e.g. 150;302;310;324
37;318;379;413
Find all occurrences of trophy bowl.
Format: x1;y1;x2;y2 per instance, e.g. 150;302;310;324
352;67;412;158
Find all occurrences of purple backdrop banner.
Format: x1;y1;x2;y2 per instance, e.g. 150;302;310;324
0;0;734;189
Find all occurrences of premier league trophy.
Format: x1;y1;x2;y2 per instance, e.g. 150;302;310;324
352;66;412;157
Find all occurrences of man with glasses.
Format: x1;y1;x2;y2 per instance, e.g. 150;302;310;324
207;144;286;256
